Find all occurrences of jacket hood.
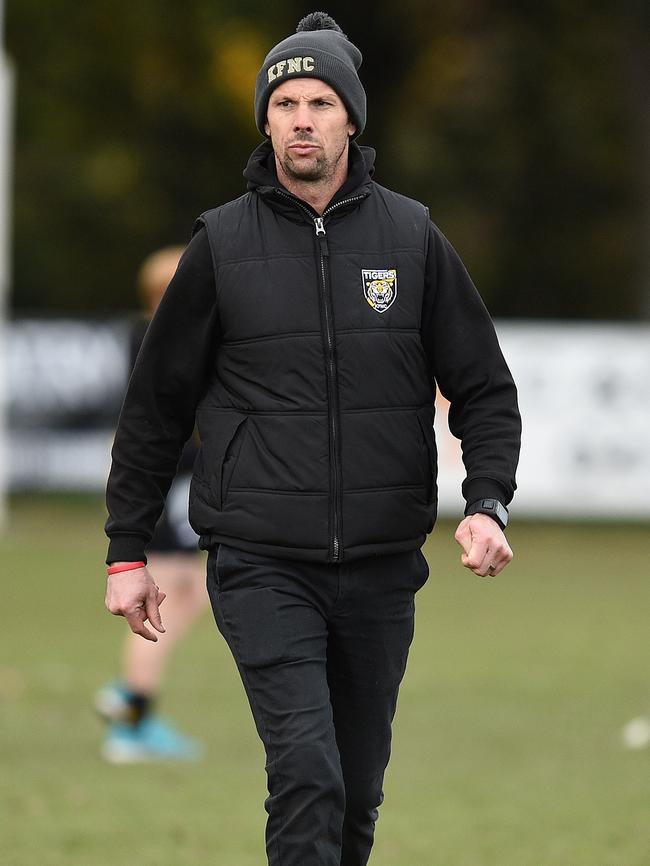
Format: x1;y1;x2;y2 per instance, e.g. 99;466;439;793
243;139;376;203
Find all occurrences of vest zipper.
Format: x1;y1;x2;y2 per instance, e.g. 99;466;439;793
274;190;366;562
322;195;366;218
313;216;341;562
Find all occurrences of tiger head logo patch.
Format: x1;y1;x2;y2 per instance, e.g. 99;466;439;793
362;269;397;314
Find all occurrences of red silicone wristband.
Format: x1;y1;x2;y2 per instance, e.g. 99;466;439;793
106;561;146;576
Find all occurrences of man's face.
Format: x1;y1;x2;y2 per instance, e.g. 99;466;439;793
264;78;356;184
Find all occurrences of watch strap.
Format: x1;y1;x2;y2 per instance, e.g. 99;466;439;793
465;498;509;529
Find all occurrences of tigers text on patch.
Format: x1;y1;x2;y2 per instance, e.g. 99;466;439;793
362;269;398;313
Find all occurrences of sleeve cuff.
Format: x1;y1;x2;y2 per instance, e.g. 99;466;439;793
106;534;149;566
462;477;509;509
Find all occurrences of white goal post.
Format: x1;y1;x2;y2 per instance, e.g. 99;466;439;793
0;0;15;527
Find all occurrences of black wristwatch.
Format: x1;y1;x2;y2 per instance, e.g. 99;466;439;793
465;498;509;530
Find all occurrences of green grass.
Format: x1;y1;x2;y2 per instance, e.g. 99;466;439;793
1;495;649;865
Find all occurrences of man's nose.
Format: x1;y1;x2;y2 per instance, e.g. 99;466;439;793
293;103;313;131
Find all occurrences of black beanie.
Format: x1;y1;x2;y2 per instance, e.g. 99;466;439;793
255;12;366;140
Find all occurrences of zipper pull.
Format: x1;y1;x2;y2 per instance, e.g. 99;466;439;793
314;217;329;255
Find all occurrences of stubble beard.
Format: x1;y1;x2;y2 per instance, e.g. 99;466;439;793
280;133;349;184
281;152;328;182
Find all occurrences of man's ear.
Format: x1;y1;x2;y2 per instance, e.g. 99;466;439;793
347;121;356;138
264;120;271;137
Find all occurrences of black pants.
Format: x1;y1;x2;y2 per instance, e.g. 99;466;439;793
207;543;429;866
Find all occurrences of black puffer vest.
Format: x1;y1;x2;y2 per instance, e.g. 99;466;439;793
188;142;437;562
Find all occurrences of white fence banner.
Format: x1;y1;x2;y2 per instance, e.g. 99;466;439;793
7;319;650;519
435;323;650;519
8;319;128;490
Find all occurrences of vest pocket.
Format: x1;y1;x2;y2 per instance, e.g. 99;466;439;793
194;411;248;511
416;407;438;505
219;416;248;508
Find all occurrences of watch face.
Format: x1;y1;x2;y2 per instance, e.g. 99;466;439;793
493;501;508;527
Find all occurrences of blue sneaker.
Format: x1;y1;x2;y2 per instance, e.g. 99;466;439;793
102;716;204;763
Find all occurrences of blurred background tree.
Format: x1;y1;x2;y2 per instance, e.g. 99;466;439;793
6;0;649;317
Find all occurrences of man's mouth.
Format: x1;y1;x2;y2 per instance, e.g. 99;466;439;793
289;142;319;156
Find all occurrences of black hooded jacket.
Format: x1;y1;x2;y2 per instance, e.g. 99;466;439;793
105;141;521;564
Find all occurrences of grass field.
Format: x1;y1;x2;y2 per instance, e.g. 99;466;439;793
1;495;649;866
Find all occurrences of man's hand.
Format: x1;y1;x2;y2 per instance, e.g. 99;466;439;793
105;565;167;641
454;513;513;577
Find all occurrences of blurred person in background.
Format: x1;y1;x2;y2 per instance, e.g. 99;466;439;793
96;246;207;763
103;11;520;864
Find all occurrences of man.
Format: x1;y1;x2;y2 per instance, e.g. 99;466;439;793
104;11;521;866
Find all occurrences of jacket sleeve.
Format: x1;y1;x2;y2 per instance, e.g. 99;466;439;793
420;222;521;507
105;226;218;563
